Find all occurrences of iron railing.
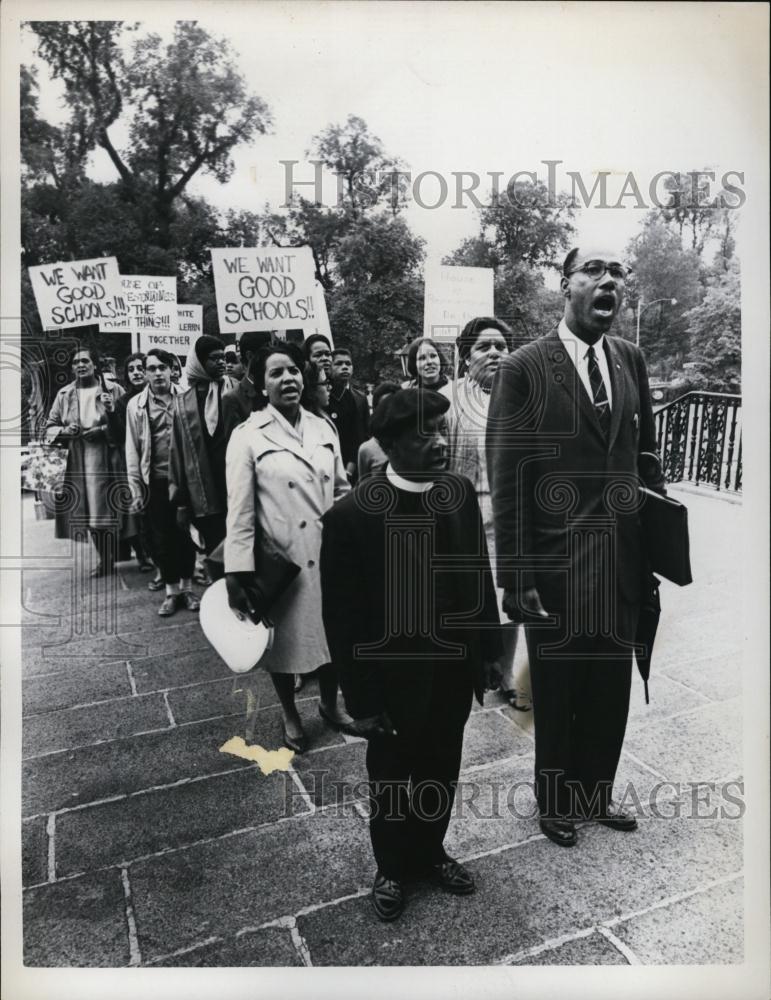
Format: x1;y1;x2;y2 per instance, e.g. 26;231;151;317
654;392;742;493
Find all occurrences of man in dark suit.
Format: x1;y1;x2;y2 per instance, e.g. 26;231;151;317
221;331;272;443
320;389;503;921
486;247;665;848
328;347;369;482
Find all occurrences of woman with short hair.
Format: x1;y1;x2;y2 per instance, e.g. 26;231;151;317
45;346;126;577
441;316;531;712
224;341;353;753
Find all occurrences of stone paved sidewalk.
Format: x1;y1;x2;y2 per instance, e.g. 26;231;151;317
19;487;744;967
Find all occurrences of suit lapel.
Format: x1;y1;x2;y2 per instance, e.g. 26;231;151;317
605;337;626;452
542;333;606;446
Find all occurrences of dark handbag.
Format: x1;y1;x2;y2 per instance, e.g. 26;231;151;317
206;530;301;622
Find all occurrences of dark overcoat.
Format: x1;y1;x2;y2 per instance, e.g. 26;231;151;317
320;469;503;721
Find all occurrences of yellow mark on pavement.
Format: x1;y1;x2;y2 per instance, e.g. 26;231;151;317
219;736;294;774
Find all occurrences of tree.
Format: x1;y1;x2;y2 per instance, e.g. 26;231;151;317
623;215;702;373
261;117;425;381
25;21;272;263
681;259;741;393
444;179;576;341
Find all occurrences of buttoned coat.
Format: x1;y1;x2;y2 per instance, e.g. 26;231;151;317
45;380;128;540
320;469;503;720
486;330;663;611
225;405;350;674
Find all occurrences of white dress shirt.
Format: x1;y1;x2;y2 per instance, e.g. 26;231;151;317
558;319;613;411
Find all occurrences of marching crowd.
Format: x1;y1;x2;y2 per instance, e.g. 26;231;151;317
42;247;664;922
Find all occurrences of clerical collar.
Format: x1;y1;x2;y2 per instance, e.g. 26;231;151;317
385;464;434;493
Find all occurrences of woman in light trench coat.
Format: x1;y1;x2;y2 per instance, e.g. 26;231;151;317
224;341;354;753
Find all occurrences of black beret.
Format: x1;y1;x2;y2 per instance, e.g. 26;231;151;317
371;388;450;445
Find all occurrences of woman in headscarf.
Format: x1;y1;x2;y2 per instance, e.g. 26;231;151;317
45;345;127;577
404;337;449;391
225;341;353;753
168;335;237;554
440;317;532;712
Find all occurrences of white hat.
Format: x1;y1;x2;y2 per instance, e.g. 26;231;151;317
199;578;273;674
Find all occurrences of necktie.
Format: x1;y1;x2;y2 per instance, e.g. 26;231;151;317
586;345;611;439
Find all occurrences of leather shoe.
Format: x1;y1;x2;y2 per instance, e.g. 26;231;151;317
431;858;475;895
158;594;180;617
597;801;638;831
147;575;164;592
539;818;577;847
372;872;404;921
179;590;200;612
280;720;307;755
318;703;358;736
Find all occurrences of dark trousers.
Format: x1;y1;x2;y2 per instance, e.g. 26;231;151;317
365;662;473;880
146;479;196;585
526;594;638;821
193;513;227;555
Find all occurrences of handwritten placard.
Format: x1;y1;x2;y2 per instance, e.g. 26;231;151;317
99;276;178;348
423;264;495;343
210;246;319;334
28;256;125;331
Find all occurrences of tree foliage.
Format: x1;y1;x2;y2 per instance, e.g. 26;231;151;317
23;21;272;273
681;260;741;393
262;118;425;382
444;179;576;341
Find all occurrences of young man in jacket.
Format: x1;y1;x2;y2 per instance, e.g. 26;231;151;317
126;349;199;616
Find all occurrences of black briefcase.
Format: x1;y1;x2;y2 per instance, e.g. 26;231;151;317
638;487;693;586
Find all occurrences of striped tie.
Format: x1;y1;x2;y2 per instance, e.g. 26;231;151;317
586;345;611;439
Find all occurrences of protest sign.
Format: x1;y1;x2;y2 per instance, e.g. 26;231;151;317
423;264;494;343
167;304;203;355
210;246;318;335
28;256;126;331
99;276;178;351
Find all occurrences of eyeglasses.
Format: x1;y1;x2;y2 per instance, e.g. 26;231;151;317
566;260;630;281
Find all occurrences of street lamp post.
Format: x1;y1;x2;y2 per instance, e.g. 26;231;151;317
636;296;678;348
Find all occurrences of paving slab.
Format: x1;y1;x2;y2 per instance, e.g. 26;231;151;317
22;816;49;887
24;701;346;818
298;809;742;966
23;714;264;817
129;647;234;693
22;692;169;757
166;673;279;723
623;698;742;784
660;652;742;703
23;869;130;967
446;753;537;859
654;609;741;672
22;643;127;679
55;766;307;877
23;659;132;715
293;740;369;806
151;926;303;967
611;877;743;964
37;622;205;664
460;709;533;770
626;671;709;724
510;930;627;965
128;806;371;962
